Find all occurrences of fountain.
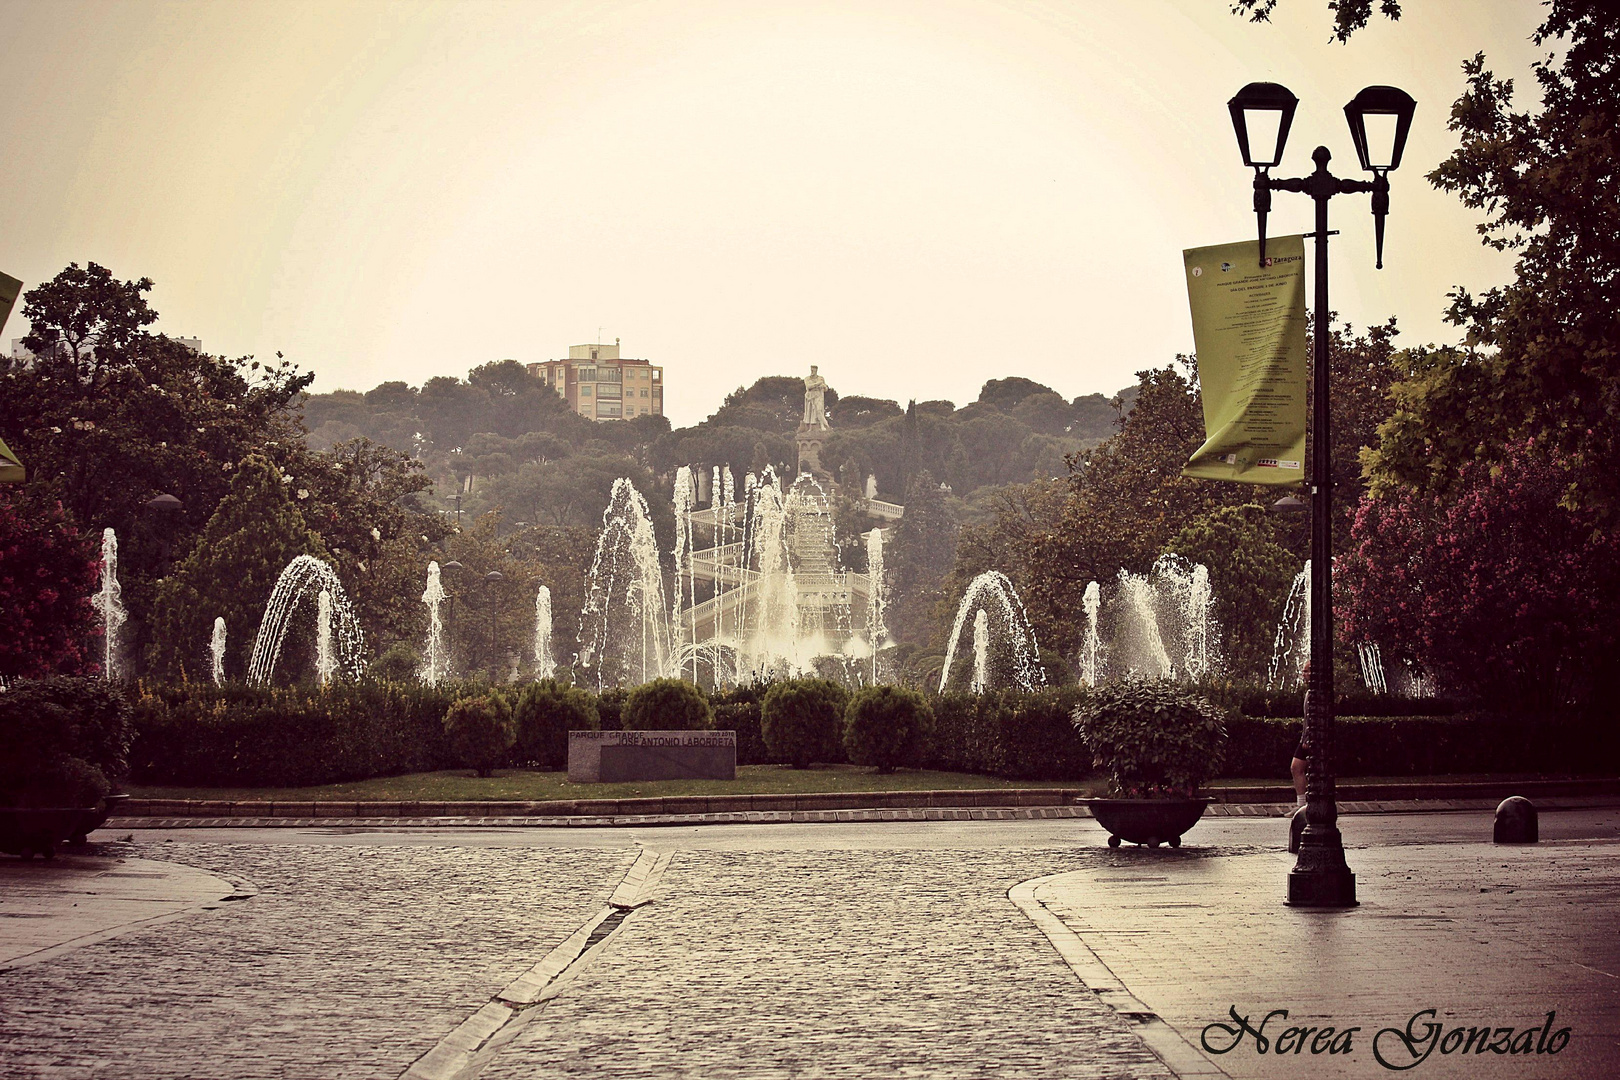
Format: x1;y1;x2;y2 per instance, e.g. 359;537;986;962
421;561;448;686
210;617;227;685
1103;555;1220;683
1357;641;1387;695
1078;581;1102;687
534;585;556;679
970;609;991;693
577;478;672;691
248;555;366;685
1116;567;1174;679
865;527;887;683
314;588;337;686
938;571;1045;693
93;527;127;681
1267;562;1310;691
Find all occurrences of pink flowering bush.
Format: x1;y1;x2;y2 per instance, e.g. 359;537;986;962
0;489;100;680
1340;442;1620;710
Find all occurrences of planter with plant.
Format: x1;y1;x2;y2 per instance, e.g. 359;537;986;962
1071;679;1227;848
0;677;134;858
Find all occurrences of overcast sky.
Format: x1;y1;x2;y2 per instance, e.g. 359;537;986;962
1;0;1548;425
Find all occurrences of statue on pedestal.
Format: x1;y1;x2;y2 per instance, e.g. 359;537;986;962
802;366;829;431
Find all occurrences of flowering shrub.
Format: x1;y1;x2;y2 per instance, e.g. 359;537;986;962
1339;442;1620;710
0;490;100;680
1071;679;1226;797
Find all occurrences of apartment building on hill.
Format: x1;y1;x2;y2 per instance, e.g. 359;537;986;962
527;341;663;422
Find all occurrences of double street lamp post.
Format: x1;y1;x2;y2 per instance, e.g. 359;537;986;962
1227;81;1415;907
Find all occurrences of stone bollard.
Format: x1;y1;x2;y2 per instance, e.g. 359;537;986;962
1494;796;1538;844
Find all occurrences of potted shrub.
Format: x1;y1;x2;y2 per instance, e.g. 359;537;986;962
1072;679;1227;848
0;677;133;859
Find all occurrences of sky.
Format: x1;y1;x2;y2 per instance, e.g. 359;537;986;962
0;0;1550;425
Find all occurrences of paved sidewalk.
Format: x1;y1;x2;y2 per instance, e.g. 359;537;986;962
1027;834;1620;1079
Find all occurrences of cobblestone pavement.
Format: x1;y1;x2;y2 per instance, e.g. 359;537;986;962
1034;839;1620;1080
0;838;1176;1080
484;848;1174;1080
0;842;638;1079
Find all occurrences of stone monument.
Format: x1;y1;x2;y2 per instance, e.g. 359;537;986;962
796;365;831;480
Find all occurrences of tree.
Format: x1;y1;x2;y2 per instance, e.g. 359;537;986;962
1368;3;1620;523
0;489;100;681
886;470;959;648
4;265;313;652
15;261;157;378
1230;0;1401;42
147;455;325;681
284;437;444;655
1340;441;1620;710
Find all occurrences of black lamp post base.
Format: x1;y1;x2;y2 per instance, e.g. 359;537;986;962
1287;866;1358;907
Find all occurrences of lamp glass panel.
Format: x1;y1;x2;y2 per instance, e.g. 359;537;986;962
1360;112;1400;168
1244;108;1285;167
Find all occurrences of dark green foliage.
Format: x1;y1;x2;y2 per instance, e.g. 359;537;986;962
368;643;421;683
596;686;628;731
1219;714;1618;779
0;677;133;807
843;685;932;773
1072;680;1227;797
621;677;712;731
710;682;772;764
1164;504;1300;681
130;682;458;787
927;688;1091;780
147;454;324;681
443;694;515;777
760;678;849;768
513;679;599;769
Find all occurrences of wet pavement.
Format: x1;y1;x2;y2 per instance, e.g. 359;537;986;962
1;805;1616;1078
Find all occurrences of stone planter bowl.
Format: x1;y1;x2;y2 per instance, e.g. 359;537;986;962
1083;797;1211;848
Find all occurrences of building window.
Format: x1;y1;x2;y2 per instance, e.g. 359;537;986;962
597;383;621;399
640;388;648;397
581;385;592;396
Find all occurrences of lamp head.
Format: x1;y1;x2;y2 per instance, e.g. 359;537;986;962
1228;82;1298;169
1344;85;1416;172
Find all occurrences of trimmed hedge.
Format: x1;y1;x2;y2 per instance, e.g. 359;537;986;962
1221;713;1618;778
711;683;772;765
513;680;599;769
928;688;1091;780
844;686;932;772
622;678;712;731
130;681;461;787
122;677;1620;789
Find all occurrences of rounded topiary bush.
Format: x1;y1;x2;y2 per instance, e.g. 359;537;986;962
761;678;849;768
513;679;600;769
843;685;932;773
443;693;516;777
1071;679;1227;797
622;677;712;731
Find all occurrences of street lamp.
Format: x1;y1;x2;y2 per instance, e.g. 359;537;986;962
144;492;184;566
484;570;504;682
1228;81;1415;908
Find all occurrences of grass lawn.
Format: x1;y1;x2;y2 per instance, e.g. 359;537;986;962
125;765;1103;803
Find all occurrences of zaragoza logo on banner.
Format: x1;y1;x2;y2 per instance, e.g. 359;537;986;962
1181;235;1307;486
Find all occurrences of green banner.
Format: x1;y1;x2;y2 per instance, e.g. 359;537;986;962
1181;235;1307;486
0;271;20;339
